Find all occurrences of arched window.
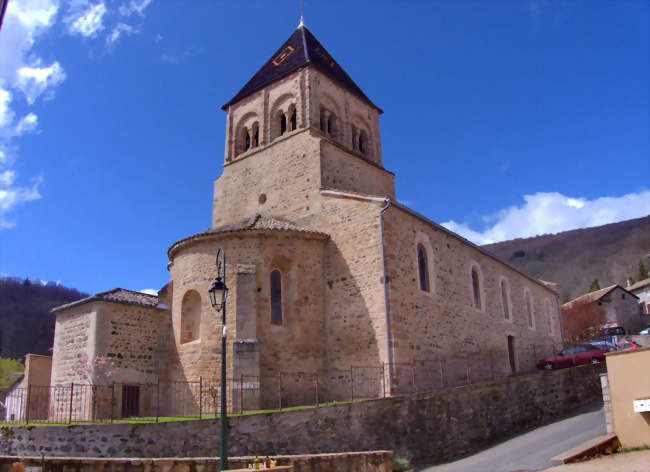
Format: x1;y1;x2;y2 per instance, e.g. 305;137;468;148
545;299;553;334
180;290;201;344
358;132;365;154
417;244;430;292
270;269;282;325
244;129;251;151
253;126;259;147
501;280;510;319
471;266;482;310
280;113;287;135
525;290;534;328
290;107;296;131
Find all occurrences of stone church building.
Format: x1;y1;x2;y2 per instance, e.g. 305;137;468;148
50;23;562;413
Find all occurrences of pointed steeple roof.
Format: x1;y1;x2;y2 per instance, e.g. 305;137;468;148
222;25;381;112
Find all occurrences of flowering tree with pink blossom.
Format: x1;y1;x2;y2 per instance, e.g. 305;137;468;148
71;354;117;420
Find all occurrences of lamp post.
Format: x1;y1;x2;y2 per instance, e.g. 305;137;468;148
208;248;228;470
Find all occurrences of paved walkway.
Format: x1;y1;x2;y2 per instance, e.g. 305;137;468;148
542;449;650;471
421;403;606;472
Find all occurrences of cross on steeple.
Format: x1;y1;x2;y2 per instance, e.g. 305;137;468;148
298;0;305;28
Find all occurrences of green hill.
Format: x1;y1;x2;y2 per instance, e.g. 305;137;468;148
482;216;650;302
0;278;87;361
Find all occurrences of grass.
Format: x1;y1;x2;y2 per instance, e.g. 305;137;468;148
0;398;371;427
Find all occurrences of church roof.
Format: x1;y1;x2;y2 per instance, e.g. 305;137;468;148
222;25;381;112
168;214;329;259
561;284;638;308
51;288;165;314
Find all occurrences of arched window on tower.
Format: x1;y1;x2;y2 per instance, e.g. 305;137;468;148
471;266;482;310
290;107;296;131
280;113;287;135
180;290;201;344
270;269;283;325
244;128;251;151
417;244;430;292
320;106;337;140
253;125;259;147
501;279;510;320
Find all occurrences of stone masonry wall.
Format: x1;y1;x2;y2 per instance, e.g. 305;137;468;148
94;303;172;385
0;365;604;467
213;130;322;229
168;231;327;409
320;140;395;199
0;452;393;472
50;307;94;386
312;194;388;385
383;206;563;379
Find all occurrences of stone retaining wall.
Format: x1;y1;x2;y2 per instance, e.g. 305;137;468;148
0;365;604;467
0;451;392;472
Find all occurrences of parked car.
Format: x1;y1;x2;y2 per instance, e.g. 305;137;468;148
639;327;650;335
601;326;626;336
589;338;617;351
618;341;642;351
536;344;611;371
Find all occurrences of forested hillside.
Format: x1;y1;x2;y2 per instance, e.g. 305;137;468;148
0;278;87;361
483;216;650;302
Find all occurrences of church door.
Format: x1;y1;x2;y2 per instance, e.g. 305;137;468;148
121;385;140;418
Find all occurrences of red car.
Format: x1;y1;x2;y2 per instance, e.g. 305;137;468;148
618;341;642;351
536;344;611;371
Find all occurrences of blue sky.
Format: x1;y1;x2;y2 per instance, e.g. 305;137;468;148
0;0;648;295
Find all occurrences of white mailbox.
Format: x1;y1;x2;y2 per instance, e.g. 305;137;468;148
632;398;650;413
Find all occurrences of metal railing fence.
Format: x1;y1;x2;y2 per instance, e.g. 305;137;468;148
0;342;565;424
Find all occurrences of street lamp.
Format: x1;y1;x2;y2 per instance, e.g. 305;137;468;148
208;248;228;470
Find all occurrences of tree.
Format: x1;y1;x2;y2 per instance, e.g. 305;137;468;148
588;278;600;293
637;259;648;282
0;357;24;392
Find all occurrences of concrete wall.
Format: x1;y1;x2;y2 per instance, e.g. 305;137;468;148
605;347;650;448
0;365;603;467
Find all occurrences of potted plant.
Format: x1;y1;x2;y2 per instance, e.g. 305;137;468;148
393;457;413;472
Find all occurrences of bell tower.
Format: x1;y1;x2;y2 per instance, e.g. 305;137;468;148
212;23;395;228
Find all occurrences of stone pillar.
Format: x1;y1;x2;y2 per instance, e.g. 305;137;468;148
232;264;261;411
600;373;615;434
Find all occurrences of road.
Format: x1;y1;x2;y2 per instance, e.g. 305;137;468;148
420;402;606;472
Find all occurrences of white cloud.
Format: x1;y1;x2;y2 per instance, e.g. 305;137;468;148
106;22;135;47
16;61;66;104
15;113;38;135
0;89;13;127
119;0;152;17
140;288;158;295
0;0;154;230
67;2;107;37
0;173;42;227
442;190;650;245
